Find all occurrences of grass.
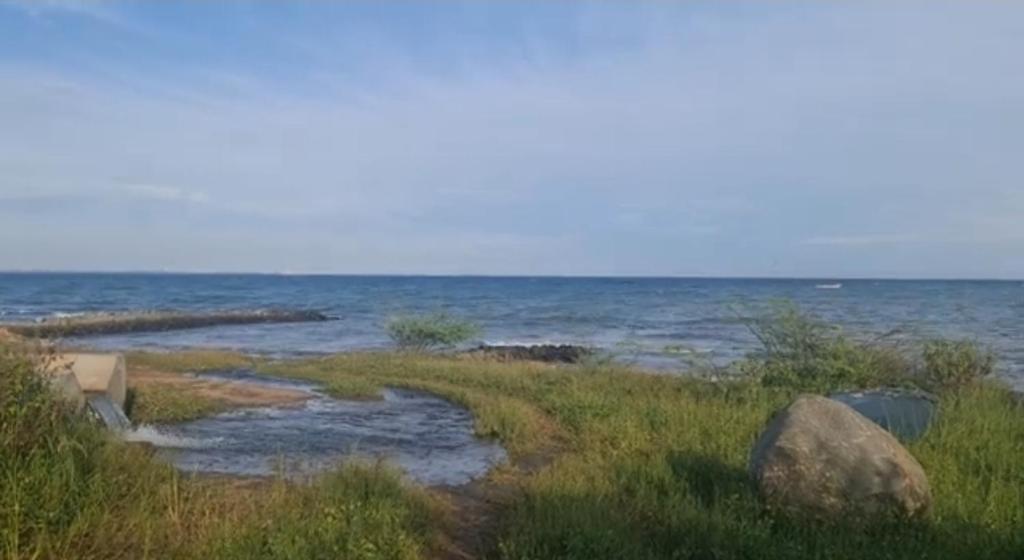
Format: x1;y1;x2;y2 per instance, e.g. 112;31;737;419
259;352;1024;559
122;350;258;424
3;308;1023;559
124;349;260;373
125;384;229;424
0;344;440;560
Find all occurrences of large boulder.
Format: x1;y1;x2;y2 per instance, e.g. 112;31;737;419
749;394;931;520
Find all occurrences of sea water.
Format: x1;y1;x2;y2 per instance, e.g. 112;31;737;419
1;273;1021;388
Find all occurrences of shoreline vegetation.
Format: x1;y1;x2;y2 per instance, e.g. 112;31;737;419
3;308;1023;559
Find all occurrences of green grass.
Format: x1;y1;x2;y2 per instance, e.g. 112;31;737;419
260;349;1024;559
125;349;260;373
122;350;264;424
4;307;1024;559
0;344;439;560
125;384;229;424
204;463;437;560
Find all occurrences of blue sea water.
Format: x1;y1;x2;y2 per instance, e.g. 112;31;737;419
1;273;1022;388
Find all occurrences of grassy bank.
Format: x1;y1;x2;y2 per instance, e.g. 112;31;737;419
3;311;1024;559
259;353;1023;559
0;345;439;560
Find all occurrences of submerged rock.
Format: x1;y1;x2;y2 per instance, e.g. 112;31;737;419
749;394;931;520
4;309;334;338
467;344;593;364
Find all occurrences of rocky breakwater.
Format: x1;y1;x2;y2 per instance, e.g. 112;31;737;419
466;344;594;364
4;309;334;338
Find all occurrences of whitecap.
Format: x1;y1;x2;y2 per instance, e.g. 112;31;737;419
124;425;222;449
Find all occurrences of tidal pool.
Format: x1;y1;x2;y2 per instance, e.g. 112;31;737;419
131;370;507;486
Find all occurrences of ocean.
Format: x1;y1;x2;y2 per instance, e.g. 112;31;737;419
1;273;1022;388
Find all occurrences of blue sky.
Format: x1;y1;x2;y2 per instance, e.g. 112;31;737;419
1;1;1021;278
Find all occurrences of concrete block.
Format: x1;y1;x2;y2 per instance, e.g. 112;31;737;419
51;353;128;408
47;369;86;412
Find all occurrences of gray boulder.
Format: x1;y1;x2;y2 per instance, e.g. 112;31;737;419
749;394;931;519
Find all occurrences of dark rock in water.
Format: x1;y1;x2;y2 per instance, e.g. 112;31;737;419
468;344;593;364
830;389;937;441
749;394;932;520
4;309;334;338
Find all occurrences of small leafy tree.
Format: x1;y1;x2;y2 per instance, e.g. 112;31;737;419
386;313;479;352
740;303;912;391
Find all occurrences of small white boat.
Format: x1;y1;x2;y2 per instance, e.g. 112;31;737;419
815;283;843;289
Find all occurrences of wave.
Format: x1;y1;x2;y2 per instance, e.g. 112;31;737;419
51;311;89;319
816;283;843;289
480;339;581;347
123;425;222;449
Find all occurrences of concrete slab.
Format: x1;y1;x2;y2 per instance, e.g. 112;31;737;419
46;369;86;412
51;353;128;408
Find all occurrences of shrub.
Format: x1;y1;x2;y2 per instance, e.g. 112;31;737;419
385;313;479;351
740;304;912;392
920;339;994;393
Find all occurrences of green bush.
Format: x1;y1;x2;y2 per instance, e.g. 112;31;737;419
921;339;994;392
385;313;479;351
740;304;912;392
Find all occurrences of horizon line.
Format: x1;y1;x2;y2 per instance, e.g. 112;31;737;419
0;269;1021;283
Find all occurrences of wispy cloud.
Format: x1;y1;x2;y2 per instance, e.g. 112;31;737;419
0;2;1022;277
1;0;121;23
800;233;924;247
119;184;209;205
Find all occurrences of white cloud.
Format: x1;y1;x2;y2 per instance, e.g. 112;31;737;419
119;184;209;204
1;0;122;23
800;234;924;247
0;3;1022;277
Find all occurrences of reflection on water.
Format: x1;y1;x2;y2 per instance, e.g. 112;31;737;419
132;370;506;486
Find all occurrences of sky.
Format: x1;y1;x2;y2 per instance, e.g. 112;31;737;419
0;1;1021;278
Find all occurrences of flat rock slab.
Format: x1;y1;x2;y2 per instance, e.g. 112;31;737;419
4;309;333;338
50;352;127;408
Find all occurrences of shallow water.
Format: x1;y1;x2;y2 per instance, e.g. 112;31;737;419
87;394;132;432
2;273;1022;388
129;371;507;486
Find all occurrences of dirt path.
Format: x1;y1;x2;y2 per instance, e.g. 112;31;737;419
435;448;558;560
